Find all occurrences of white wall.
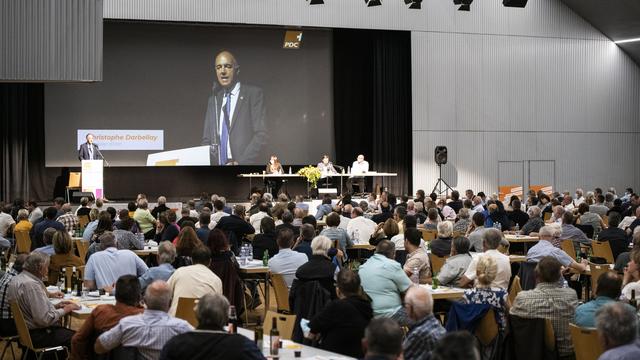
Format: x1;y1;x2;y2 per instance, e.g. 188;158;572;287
102;0;640;194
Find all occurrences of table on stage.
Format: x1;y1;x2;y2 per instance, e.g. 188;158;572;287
237;172;398;196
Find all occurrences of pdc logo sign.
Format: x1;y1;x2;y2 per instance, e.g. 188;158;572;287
283;31;303;49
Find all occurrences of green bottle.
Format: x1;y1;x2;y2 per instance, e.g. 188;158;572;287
262;250;269;266
432;272;439;290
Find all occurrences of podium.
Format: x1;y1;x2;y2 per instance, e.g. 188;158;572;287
81;160;104;199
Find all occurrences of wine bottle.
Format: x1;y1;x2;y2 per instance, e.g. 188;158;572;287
631;289;638;309
254;316;263;349
228;306;238;334
270;317;280;357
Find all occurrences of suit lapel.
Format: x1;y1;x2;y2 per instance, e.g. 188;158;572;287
229;86;244;134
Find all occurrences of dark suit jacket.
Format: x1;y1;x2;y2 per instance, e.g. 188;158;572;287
214;214;255;252
77;142;103;161
201;83;267;165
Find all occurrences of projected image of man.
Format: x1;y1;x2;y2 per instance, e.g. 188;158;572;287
78;133;103;161
201;50;267;165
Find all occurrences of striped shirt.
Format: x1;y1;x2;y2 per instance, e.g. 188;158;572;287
0;268;18;319
98;310;193;360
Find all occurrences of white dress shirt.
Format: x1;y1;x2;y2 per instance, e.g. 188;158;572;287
463;249;511;289
346;216;377;244
351;160;369;175
218;82;241;159
268;249;309;288
249;211;270;233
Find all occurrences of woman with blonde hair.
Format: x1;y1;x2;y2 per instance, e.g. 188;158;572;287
462;255;510;330
48;230;84;284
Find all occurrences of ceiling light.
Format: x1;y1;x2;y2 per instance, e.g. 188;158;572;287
614;38;640;44
308;0;324;5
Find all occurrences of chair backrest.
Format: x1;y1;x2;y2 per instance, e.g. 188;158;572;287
543;212;552;221
74;240;89;263
569;323;603;360
420;229;437;241
508;275;522;305
601;216;608;227
561;240;577;260
270;273;291;314
78;215;90;228
544;318;556;352
10;301;34;350
475;308;499;346
575;224;594;239
591;241;614;264
588;264;611;297
428;253;448;274
15;231;31;254
263;310;296;340
68;172;81;188
174;297;198;327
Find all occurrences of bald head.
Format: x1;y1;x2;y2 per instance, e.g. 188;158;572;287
405;286;433;320
144;280;172;311
215;51;239;89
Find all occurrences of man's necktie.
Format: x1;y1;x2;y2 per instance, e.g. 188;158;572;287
88;145;93;160
220;91;231;164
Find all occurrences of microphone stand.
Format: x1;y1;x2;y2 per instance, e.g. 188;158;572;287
94;145;110;167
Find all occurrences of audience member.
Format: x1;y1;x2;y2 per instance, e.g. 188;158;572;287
27;201;43;224
369;218;400;246
155;212;180;242
293;224;314;259
453;208;471;234
84;232;149;291
57;203;79;233
252;216;278;259
30;207;64;248
431;331;481;360
526;225;588;273
521;206;545;235
7;252;80;350
462;255;509;331
215;204;255;252
507;199;529;230
291;236;338;302
95;280;193;359
249;201;270;233
151;196;170;219
402;286;446;360
195;211;211;243
0;254;27;337
362;318;404;360
403;228;431;284
134;199;157;239
48;230;84;284
438;236;473;286
557;211;589;244
577;202;605;234
346;207;376;245
139;241;176;292
268;228;308;288
359;240;412;325
320;212;353;260
34;227;57;255
0;205;15;243
595;302;640;360
430;221;454;257
422;208;440;231
82;208;100;241
510;257;578;358
159;293;263;360
166;246;222;315
598;212;630;261
575;271;631;328
308;270;373;358
460;229;511;289
114;215;144;250
174;226;205;268
71;275;144;359
466;212;487;252
14;209;32;233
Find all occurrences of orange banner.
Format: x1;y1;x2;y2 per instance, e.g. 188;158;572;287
499;185;523;202
529;185;553;196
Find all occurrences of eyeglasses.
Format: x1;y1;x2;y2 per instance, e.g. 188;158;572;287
215;64;235;71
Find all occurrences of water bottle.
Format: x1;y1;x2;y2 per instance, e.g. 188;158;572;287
411;266;419;284
248;245;253;261
240;245;247;266
514;223;520;234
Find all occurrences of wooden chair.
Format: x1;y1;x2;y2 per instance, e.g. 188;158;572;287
270;273;291;314
589;264;611;298
0;334;19;360
10;302;68;359
428;253;448;274
569;323;604;360
591;241;614;264
475;308;498;346
14;232;31;254
508;275;522;305
74;240;89;263
420;229;437;241
561;239;577;260
78;215;90;229
263;310;296;340
543;212;552;222
65;172;82;203
601;216;609;227
544;319;556;353
174;297;198;327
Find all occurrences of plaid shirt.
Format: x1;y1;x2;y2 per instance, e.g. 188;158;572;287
0;268;18;319
510;282;578;356
57;213;78;233
403;314;446;360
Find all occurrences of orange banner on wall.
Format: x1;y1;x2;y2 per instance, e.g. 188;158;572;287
529;185;553;196
499;185;523;202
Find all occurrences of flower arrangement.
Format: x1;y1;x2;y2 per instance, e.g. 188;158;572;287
297;166;322;189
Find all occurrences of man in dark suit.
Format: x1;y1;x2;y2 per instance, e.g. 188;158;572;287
77;133;103;161
201;50;267;165
214;204;255;253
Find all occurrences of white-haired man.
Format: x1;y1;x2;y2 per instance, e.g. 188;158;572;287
402;286;446;360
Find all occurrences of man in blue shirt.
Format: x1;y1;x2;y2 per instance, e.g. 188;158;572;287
268;228;308;288
575;271;632;328
526;225;588;273
596;302;640;360
359;240;412;325
30;207;64;248
139;241;176;292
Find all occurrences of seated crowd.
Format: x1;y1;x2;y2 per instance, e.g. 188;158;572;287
0;185;638;359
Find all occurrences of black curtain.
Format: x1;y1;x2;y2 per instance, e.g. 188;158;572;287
333;29;412;196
